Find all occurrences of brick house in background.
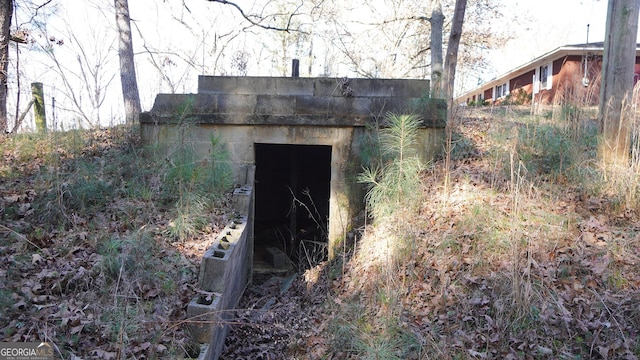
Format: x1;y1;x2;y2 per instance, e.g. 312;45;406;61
456;43;640;106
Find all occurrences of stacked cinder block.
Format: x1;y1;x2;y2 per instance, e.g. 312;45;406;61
186;185;254;359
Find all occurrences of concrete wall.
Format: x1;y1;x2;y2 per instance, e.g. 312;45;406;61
140;76;446;255
186;185;254;359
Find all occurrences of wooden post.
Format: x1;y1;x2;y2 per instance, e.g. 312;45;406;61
598;0;640;164
31;82;46;133
291;59;300;78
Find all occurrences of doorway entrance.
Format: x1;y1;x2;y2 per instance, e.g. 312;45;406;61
254;143;331;271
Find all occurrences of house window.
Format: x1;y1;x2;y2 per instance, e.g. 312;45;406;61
535;62;553;94
494;83;509;100
540;65;548;89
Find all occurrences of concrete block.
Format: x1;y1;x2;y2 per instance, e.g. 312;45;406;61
198;76;237;94
198;244;234;293
193;94;220;114
310;77;431;98
232;185;253;213
313;78;346;97
293;95;334;115
226;216;247;235
255;95;295;116
275;78;314;96
186;293;222;343
265;247;286;268
216;94;257;115
236;77;274;95
218;218;245;247
201;76;315;96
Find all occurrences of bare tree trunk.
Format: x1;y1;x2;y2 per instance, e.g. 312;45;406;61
441;0;467;197
115;0;141;125
443;0;467;105
598;0;639;165
11;98;32;133
0;0;12;133
429;0;444;99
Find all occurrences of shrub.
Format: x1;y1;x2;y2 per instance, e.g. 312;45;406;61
358;113;424;222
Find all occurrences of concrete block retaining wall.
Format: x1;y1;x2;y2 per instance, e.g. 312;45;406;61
186;185;254;359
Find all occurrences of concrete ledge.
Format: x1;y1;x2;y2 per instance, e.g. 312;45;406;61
141;93;446;128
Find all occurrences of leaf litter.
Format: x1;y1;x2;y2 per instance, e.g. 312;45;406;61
3;109;640;359
222;107;640;359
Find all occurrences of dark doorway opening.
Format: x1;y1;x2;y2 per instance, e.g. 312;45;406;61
254;143;331;272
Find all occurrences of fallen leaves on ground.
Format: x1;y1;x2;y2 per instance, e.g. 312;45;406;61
0;128;231;358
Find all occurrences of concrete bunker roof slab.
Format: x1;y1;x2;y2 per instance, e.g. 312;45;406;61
142;76;445;128
198;76;430;98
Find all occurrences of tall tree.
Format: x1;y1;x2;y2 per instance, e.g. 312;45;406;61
443;0;467;105
598;0;640;165
0;0;12;133
311;0;499;85
115;0;140;124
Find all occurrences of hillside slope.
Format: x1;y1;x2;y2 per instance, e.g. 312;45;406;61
1;128;232;358
225;107;640;359
2;107;640;359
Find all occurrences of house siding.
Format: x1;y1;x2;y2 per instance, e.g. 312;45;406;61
509;70;535;103
483;88;492;101
469;55;605;106
550;55;603;105
456;44;639;107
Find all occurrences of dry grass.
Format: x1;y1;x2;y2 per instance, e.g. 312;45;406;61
323;105;640;359
0;126;233;359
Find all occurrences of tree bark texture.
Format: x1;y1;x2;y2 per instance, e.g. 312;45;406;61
0;0;12;133
443;0;467;105
598;0;639;165
429;0;444;99
115;0;141;124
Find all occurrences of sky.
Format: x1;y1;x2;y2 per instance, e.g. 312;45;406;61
491;0;609;75
8;0;640;130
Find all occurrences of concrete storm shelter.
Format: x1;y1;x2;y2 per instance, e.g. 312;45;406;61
140;75;445;357
141;75;445;258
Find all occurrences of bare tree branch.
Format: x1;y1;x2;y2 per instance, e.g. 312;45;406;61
207;0;308;34
17;0;54;29
11;98;33;133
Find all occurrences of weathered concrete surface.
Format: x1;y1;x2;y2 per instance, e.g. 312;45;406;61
186;293;222;343
143;76;445;128
144;93;445;128
140;76;445;259
197;76;432;98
